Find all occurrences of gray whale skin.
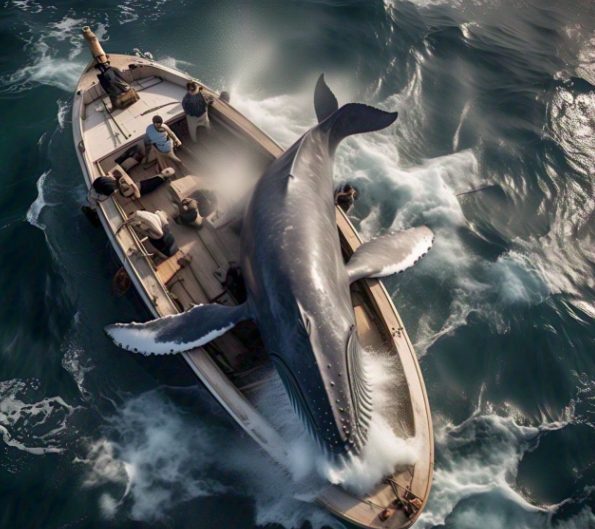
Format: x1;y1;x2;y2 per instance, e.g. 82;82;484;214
106;75;434;458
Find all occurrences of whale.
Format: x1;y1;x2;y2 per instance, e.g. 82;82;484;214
105;75;434;457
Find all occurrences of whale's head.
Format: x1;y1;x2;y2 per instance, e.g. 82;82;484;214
269;301;373;459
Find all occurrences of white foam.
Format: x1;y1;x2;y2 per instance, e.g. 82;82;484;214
26;170;52;230
2;40;85;93
79;391;227;522
11;0;43;13
416;401;577;529
0;379;77;455
56;99;70;130
61;314;94;401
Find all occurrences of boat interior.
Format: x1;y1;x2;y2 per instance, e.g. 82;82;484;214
96;107;414;432
77;54;430;527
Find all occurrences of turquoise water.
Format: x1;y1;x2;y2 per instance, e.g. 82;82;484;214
1;1;595;528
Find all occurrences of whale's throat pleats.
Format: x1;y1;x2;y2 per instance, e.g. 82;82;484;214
345;326;373;448
270;353;320;445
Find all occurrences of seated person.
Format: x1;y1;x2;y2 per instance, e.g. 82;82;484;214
125;209;179;258
145;115;183;172
95;62;135;107
87;175;119;207
174;197;203;229
115;167;174;199
334;183;358;214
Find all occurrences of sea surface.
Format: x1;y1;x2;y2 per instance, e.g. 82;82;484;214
1;0;595;528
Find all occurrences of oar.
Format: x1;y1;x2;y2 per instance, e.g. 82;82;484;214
140;101;181;116
101;99;130;140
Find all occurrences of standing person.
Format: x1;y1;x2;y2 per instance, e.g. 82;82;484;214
145;115;183;171
182;81;211;142
334;183;358;214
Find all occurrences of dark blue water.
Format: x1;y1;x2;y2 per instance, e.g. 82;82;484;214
2;1;595;528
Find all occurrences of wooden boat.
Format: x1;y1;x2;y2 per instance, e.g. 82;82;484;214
72;27;433;528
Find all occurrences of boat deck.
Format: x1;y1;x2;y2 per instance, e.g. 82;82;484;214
84;76;185;161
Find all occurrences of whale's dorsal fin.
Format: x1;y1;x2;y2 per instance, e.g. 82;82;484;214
327;103;398;155
314;74;339;123
346;226;434;283
105;302;252;355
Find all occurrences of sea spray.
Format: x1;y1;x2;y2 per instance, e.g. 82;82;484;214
79;390;227;522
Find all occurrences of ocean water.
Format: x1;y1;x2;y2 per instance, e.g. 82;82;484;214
1;0;595;528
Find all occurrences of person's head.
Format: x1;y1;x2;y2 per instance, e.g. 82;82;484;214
112;169;123;180
186;81;199;94
152;115;164;129
95;61;111;73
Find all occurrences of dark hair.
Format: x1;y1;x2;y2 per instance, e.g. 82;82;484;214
112;169;123;179
186;81;198;91
152;115;163;125
343;183;359;198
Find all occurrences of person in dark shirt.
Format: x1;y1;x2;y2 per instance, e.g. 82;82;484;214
96;63;131;102
182;81;212;142
334;183;358;214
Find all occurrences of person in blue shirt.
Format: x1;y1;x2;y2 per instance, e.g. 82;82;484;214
182;81;212;142
145;115;182;171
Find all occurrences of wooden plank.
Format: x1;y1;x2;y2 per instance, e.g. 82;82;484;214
156;250;184;285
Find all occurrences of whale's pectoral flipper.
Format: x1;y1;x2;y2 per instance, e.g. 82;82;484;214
314;74;339;123
105;302;252;355
346;226;434;283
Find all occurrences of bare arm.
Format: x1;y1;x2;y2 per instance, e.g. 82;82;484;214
162;124;181;146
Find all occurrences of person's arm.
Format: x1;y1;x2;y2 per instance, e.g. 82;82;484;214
87;191;99;208
162;124;181;147
334;191;349;203
201;89;214;106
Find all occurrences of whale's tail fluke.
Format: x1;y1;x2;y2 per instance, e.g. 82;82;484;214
314;74;398;155
105;302;252;355
314;74;339;123
327;103;398;155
